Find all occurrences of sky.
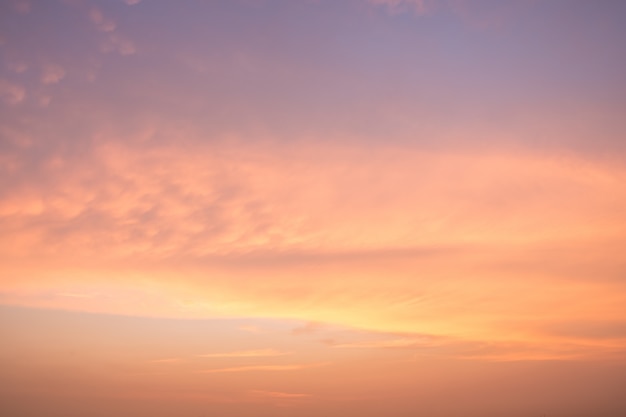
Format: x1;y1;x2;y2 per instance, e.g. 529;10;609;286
1;0;626;416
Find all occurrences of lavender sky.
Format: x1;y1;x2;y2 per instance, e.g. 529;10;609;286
1;1;626;416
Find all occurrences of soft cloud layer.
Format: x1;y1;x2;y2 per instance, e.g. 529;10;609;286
2;306;626;417
1;138;625;356
1;0;625;362
1;1;626;416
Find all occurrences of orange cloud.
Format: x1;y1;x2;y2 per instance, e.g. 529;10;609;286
249;390;311;399
197;349;291;358
197;363;327;373
1;137;625;359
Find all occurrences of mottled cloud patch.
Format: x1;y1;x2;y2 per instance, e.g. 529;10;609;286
1;139;624;261
40;64;65;85
101;33;136;55
1;138;625;347
0;79;25;104
89;7;116;32
37;94;51;107
84;5;135;55
6;61;28;74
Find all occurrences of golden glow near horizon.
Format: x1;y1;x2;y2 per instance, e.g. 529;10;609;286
1;0;626;416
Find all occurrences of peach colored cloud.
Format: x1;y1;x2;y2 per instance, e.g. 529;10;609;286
197;349;290;358
330;338;431;349
1;137;625;360
149;358;184;364
197;363;327;373
249;390;312;400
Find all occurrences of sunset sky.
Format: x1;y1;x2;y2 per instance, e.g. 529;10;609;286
1;0;626;416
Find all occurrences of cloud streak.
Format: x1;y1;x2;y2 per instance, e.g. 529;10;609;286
197;363;327;374
197;349;291;358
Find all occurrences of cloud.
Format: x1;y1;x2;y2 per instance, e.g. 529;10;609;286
0;79;25;104
40;64;66;84
370;0;431;15
249;390;312;399
330;337;431;349
197;363;327;373
12;0;31;14
197;349;290;358
102;34;136;55
124;0;141;5
1;137;625;350
38;95;52;107
149;357;184;363
57;292;95;298
540;320;626;341
89;8;116;32
238;325;263;334
7;61;28;74
87;7;135;55
291;322;323;335
443;340;626;362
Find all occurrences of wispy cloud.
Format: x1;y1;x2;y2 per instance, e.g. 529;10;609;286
249;390;312;399
291;322;323;335
148;357;184;364
197;349;290;358
238;325;264;334
197;363;327;374
57;292;95;298
330;338;432;349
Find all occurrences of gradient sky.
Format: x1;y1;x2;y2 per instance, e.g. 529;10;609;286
1;0;626;416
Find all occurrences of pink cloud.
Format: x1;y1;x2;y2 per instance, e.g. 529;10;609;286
12;0;31;14
40;64;66;84
89;8;116;32
370;0;431;15
0;79;25;104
